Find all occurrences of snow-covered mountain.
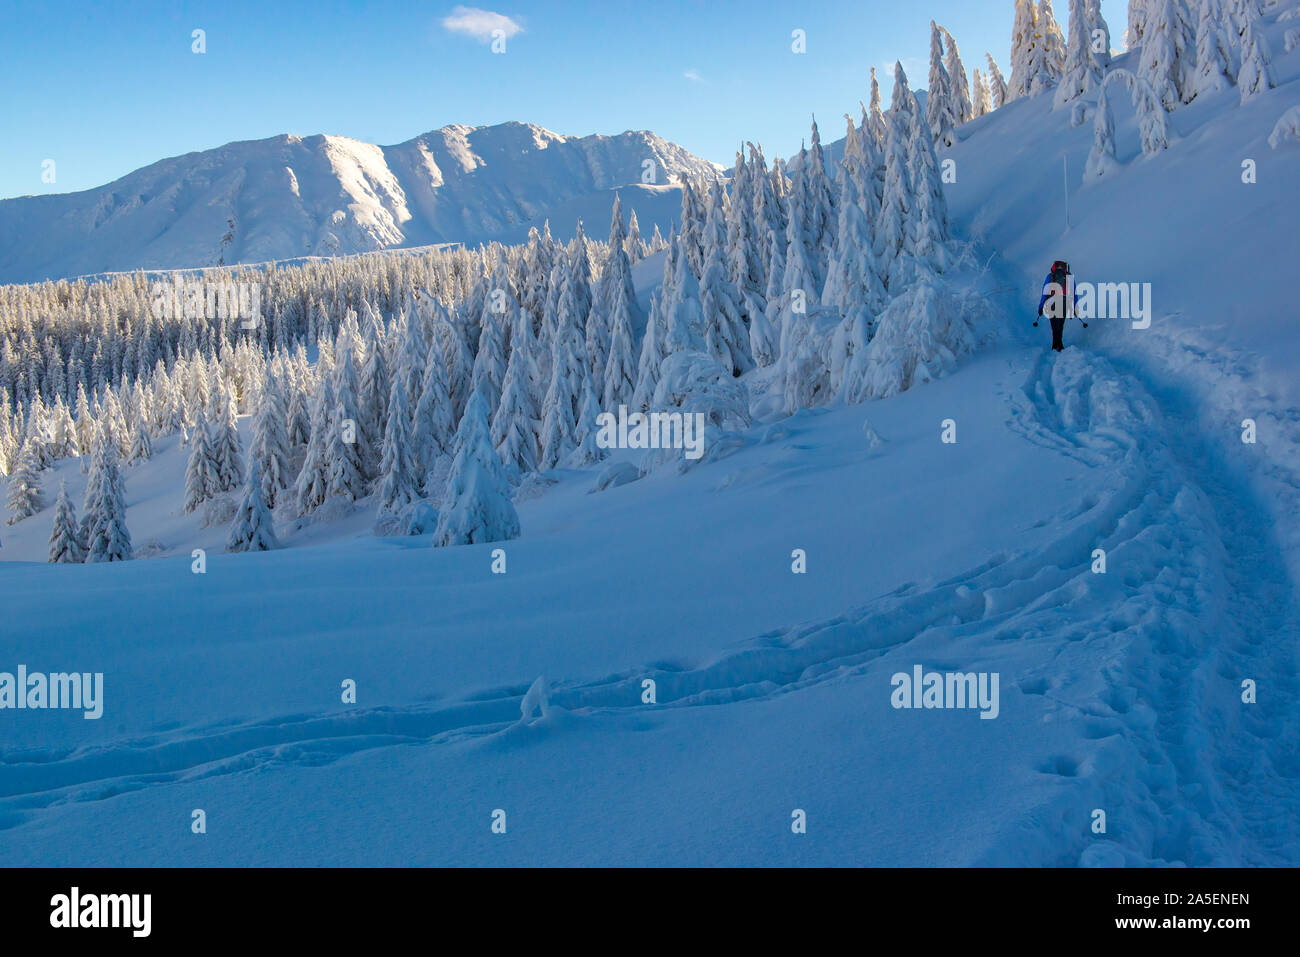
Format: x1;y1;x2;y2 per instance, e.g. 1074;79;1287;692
0;122;720;283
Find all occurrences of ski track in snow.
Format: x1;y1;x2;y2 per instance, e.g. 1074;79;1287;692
3;343;1297;865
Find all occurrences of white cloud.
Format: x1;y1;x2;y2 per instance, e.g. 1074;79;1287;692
442;6;523;43
683;69;703;82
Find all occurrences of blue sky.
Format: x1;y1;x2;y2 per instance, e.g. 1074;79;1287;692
0;0;1127;199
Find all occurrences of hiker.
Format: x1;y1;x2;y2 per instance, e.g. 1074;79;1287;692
1035;260;1085;352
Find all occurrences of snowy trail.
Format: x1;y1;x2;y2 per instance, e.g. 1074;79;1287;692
5;346;1296;864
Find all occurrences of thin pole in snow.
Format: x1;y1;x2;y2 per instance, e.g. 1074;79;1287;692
1063;154;1070;231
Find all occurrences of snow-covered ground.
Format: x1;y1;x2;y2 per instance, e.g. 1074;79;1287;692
3;6;1300;867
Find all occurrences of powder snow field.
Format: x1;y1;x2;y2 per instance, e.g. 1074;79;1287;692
3;10;1300;867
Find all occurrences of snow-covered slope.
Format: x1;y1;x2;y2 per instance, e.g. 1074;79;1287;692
0;122;719;283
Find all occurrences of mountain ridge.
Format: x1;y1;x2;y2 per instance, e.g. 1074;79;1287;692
0;121;721;284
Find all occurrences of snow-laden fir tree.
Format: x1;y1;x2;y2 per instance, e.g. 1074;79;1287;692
293;374;335;515
433;390;521;547
211;385;244;493
249;375;291;509
471;309;508;410
875;66;915;289
603;282;639;409
1056;0;1112;106
804;118;837;280
973;68;993;116
928;22;960;148
1127;0;1149;49
699;186;752;377
866;67;889;150
325;396;366;502
1238;10;1276;103
127;413;152;463
1031;0;1067;95
538;264;589;470
1009;0;1040;98
493;308;541;477
824;117;886;324
412;337;456;500
626;207;645;263
906;94;952;277
1193;0;1237;98
227;459;281;552
1085;75;1121;180
183;413;220;513
5;443;44;524
356;314;390;481
986;54;1009;108
941;26;974;124
84;439;132;563
664;232;709;356
375;376;420;514
1139;0;1195;109
48;481;86;563
632;283;670;408
567;376;608;468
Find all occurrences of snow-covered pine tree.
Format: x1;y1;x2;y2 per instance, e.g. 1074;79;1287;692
942;26;974;124
127;412;152;463
183;412;219;513
804;117;837;281
84;439;131;562
700;187;752;377
1128;0;1149;49
867;67;889;150
538;264;589;470
356;313;390;481
433;390;521;547
1139;0;1194;109
493;308;541;477
377;378;421;513
48;481;86;563
973;68;993;116
1193;0;1237;97
324;396;366;502
906;94;952;276
249;376;291;509
626;207;646;264
1238;10;1277;102
210;385;243;493
1085;74;1121;180
227;459;281;552
875;65;915;289
5;443;44;524
1056;0;1112;106
603;282;639;409
471;309;507;409
986;53;1009;108
928;22;960;148
1009;0;1040;99
293;374;334;515
412;338;456;498
824;116;886;319
1032;0;1067;95
567;376;608;468
664;232;709;356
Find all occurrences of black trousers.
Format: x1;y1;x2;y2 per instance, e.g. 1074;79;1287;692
1050;316;1065;351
